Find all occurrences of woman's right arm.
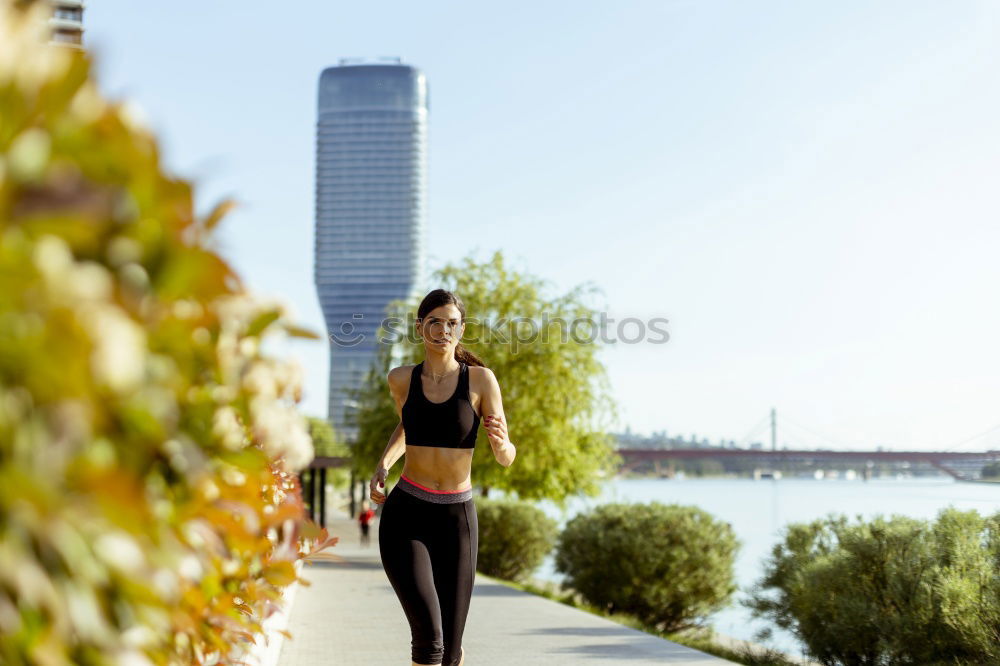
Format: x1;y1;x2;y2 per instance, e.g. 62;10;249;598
380;366;408;470
371;422;405;505
370;366;409;503
377;421;406;472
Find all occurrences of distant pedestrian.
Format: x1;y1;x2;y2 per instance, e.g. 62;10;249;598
358;499;375;547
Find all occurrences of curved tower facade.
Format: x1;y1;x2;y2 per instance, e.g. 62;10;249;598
314;61;428;443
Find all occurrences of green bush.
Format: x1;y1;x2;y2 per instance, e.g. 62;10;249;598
474;497;558;582
0;3;332;663
743;507;1000;665
554;502;740;632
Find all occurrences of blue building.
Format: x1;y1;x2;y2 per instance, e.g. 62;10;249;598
314;60;429;443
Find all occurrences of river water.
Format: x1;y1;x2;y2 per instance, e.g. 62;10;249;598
492;476;1000;660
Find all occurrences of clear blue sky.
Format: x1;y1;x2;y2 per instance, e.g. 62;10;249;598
85;0;1000;451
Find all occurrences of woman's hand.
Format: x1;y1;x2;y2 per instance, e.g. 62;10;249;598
484;414;509;450
370;466;388;504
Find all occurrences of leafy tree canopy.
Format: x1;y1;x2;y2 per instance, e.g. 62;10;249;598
349;251;622;509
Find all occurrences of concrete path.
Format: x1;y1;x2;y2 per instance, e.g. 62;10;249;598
277;505;737;666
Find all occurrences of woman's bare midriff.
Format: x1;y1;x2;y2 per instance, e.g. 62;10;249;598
402;445;474;491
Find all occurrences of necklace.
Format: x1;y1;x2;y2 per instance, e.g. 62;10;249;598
425;363;460;383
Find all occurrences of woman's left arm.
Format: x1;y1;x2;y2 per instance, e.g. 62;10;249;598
479;367;516;467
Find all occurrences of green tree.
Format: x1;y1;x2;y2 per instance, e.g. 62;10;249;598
350;251;621;508
306;415;351;490
306;414;342;457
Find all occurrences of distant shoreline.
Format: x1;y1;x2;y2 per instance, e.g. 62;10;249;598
616;472;962;481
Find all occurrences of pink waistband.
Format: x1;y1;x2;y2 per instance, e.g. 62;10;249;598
400;473;471;494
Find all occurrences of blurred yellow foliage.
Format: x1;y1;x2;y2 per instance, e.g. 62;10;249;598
0;2;332;664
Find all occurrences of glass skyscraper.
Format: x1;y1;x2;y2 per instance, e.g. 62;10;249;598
314;60;429;443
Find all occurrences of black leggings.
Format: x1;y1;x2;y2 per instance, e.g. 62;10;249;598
379;479;478;665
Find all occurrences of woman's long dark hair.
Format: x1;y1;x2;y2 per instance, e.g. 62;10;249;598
416;289;486;368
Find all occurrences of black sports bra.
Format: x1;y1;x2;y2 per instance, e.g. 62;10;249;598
401;361;480;449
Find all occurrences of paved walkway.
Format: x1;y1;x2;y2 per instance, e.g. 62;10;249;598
278;505;737;666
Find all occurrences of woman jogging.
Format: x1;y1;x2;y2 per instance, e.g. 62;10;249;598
370;289;517;666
